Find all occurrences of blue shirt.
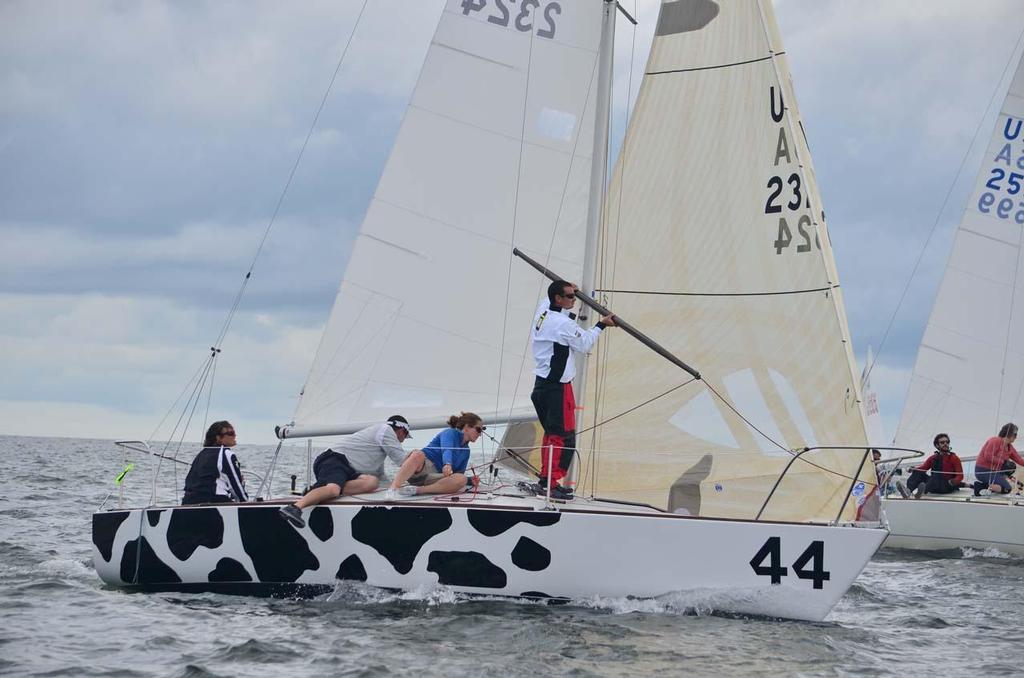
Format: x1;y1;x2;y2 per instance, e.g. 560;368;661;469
422;428;469;473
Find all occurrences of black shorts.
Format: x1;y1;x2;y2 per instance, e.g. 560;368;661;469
310;450;358;490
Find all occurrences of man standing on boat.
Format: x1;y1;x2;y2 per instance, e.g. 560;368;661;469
530;280;615;500
182;421;248;504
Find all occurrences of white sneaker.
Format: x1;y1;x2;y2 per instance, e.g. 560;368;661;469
384;488;398;500
398;486;418;497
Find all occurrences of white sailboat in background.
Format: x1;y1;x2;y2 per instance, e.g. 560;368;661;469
884;42;1024;555
92;0;886;621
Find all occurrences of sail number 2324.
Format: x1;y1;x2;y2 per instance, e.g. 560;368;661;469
461;0;561;40
749;537;831;589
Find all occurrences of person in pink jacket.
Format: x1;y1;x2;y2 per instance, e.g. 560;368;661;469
973;423;1024;495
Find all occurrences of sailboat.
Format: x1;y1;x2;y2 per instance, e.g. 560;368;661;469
884;42;1024;555
91;0;886;621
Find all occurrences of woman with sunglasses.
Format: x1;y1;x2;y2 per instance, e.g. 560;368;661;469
388;412;484;497
182;420;248;504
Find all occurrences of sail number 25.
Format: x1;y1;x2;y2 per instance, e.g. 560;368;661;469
749;537;831;589
461;0;561;40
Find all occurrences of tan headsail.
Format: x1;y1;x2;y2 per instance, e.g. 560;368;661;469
574;0;875;522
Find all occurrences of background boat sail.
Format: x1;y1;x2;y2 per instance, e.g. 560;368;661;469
882;40;1024;554
896;49;1024;459
92;0;886;621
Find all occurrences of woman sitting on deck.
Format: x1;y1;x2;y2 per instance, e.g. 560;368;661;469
387;412;484;498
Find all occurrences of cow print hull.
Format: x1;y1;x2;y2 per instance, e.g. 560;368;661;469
91;500;887;621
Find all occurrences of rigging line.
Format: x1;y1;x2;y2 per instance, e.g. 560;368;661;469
997;212;1024;427
299;303;403;420
706;377;877;485
703;380;788;454
865;22;1024;388
209;0;371;353
155;354;215;461
491;21;537;440
203;352;217;440
151;353;216;504
169;364;220;502
146;354;211;446
489;379;698;475
577;378;697;437
488;45;604;467
297;296;374;416
592;285;838;297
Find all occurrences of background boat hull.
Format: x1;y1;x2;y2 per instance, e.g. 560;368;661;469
883;497;1024;554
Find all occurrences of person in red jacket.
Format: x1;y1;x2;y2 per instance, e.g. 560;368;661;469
900;433;963;498
973;423;1024;495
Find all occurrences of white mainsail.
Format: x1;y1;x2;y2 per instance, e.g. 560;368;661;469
895;51;1024;457
579;0;874;521
293;1;604;430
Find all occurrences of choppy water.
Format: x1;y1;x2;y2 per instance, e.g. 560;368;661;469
2;435;1023;677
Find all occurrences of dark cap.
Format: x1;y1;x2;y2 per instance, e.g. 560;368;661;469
387;414;412;439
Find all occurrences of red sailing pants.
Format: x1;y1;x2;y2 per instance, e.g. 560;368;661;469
530;377;577;486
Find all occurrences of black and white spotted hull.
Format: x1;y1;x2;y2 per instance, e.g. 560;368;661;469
92;495;886;621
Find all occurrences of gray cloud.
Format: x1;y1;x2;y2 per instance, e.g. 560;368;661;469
2;0;1023;440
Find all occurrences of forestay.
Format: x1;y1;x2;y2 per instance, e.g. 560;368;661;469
580;0;873;521
896;51;1024;457
294;1;603;429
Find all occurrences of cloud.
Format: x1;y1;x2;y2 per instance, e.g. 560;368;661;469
0;292;321;442
2;0;1023;441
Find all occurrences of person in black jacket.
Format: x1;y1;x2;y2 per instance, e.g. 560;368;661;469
182;421;248;504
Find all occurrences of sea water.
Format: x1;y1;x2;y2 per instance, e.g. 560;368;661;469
2;435;1022;677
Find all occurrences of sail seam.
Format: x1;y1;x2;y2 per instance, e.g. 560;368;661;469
919;342;966;361
592;285;837;297
957;226;1019;249
407;103;596;158
432;41;518;70
645;53;781;76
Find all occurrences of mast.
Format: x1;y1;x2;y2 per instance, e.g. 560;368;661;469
572;0;617;471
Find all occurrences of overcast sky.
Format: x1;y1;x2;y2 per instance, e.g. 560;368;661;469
2;0;1022;444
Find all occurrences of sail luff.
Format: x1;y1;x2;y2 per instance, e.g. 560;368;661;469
754;0;869;445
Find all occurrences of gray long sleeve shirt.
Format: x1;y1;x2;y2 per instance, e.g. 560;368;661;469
329;423;408;480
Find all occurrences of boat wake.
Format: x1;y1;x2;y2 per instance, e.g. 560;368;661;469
961;546;1016;560
322;581;811;621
